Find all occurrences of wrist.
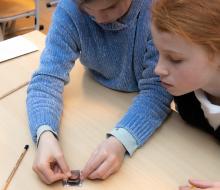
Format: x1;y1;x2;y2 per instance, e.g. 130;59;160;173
107;128;138;156
38;130;58;147
109;136;126;154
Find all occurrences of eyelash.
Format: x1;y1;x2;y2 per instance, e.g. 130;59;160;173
167;56;183;64
108;4;117;10
170;59;183;64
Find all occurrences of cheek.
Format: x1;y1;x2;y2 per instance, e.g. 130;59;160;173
118;6;128;17
174;68;204;90
107;9;124;21
111;3;130;20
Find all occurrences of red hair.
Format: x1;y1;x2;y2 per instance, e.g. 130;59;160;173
151;0;220;54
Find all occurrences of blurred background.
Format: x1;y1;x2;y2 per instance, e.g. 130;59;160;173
0;0;58;40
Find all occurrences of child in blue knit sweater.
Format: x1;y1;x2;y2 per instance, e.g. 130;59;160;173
27;0;171;184
151;0;220;189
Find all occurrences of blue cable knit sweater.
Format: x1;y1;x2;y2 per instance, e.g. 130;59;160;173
27;0;172;149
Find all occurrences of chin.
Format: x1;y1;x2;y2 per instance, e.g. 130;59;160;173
167;89;186;96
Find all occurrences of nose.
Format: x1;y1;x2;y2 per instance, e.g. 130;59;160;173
154;57;169;77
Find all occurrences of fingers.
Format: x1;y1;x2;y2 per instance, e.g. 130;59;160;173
189;179;214;188
180;179;220;190
33;131;72;184
33;165;50;184
53;164;61;174
179;186;200;190
88;156;119;180
179;186;189;190
82;137;125;180
87;156;111;180
56;154;72;178
42;166;66;183
33;161;65;184
33;154;71;184
82;149;106;179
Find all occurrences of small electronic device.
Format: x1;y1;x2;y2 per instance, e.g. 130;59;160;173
62;170;82;187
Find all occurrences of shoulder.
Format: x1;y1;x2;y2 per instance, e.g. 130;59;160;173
140;0;154;15
58;0;79;14
56;0;87;23
137;0;154;37
141;0;153;8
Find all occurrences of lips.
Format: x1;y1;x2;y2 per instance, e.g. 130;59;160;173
161;81;173;88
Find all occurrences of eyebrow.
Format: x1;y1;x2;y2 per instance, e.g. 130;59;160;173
161;49;184;56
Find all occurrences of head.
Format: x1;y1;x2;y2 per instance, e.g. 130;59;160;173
76;0;132;24
151;0;220;96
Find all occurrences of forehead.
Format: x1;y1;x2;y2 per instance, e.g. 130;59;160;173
151;25;191;52
81;0;120;10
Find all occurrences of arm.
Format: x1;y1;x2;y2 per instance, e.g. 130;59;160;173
26;4;80;184
82;33;172;180
27;4;80;143
114;37;172;150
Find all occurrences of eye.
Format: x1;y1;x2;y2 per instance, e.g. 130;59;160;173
170;59;183;64
108;4;117;10
167;55;183;64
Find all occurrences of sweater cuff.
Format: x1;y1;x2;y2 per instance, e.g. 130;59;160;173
108;128;138;156
37;125;58;146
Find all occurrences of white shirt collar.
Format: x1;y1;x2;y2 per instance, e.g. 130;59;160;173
195;90;220;130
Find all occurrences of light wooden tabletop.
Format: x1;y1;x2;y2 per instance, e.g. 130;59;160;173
0;61;219;190
0;0;35;19
0;31;45;100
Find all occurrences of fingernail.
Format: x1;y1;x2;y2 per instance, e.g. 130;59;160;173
67;171;72;177
80;172;85;180
80;175;85;181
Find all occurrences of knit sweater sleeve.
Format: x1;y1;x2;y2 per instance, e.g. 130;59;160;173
26;5;80;143
115;36;172;148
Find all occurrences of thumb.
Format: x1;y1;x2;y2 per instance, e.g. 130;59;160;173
51;172;68;182
189;179;214;188
56;156;71;178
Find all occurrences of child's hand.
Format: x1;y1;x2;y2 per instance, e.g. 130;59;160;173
82;136;126;180
179;179;220;190
33;131;71;184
